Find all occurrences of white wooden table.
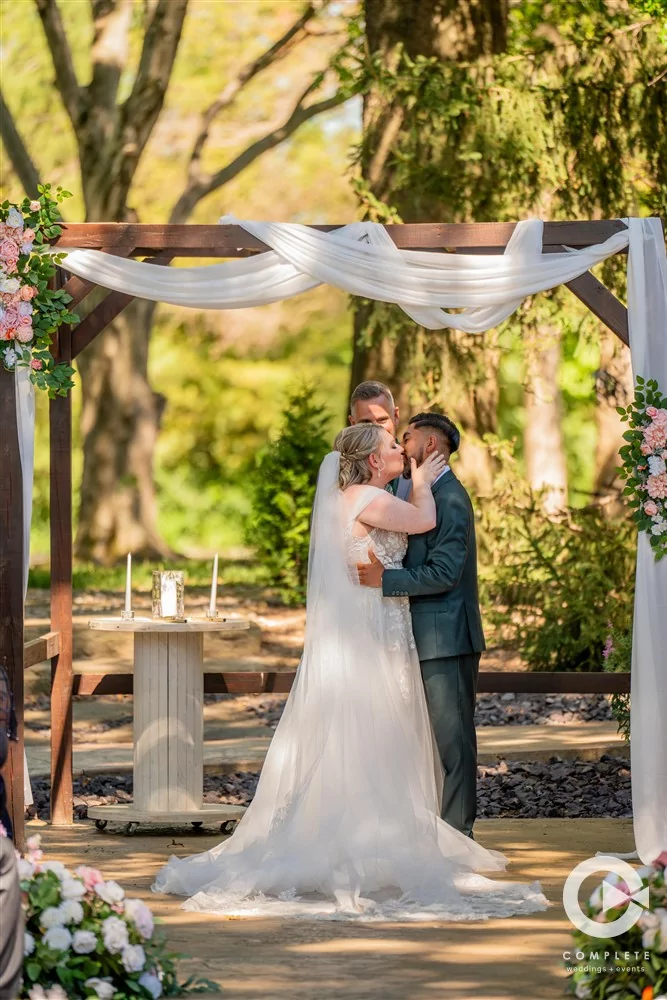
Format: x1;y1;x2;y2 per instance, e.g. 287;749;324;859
86;616;250;835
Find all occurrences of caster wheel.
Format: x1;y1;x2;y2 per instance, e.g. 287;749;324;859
94;819;108;832
124;823;139;837
191;822;203;829
220;820;237;835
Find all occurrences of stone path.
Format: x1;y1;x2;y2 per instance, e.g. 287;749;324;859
32;817;636;999
26;719;626;779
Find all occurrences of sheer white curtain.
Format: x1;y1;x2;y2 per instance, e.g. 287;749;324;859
15;367;34;806
10;216;667;851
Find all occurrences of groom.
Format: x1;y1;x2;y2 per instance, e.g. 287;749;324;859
357;412;485;840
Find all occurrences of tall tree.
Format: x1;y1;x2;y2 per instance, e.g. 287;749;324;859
2;0;349;562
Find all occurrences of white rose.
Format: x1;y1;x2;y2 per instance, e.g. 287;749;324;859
28;988;47;1000
42;925;72;952
121;943;146;973
95;879;125;905
102;914;129;953
639;910;660;930
59;899;84;924
46;988;67;1000
24;931;35;956
41;905;67;929
18;859;35;880
41;860;67;880
575;982;592;999
84;979;115;1000
644;925;660;948
7;207;24;229
72;929;97;954
0;276;19;294
60;876;86;900
125;898;154;939
138;972;163;998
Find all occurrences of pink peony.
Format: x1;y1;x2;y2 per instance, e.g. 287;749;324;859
15;324;33;343
647;406;659;418
29;201;40;212
30;358;42;370
647;473;667;500
644;423;667;452
644;500;659;517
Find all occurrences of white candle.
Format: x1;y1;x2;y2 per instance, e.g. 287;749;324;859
209;553;219;617
162;576;177;618
124;553;132;614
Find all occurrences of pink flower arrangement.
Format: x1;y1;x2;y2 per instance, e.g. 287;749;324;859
619;378;667;559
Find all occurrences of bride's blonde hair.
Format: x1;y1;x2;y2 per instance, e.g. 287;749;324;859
334;424;385;490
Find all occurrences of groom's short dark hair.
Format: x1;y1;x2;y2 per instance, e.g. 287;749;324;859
408;412;460;454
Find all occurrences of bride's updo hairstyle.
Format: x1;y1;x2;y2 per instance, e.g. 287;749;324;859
334;423;385;490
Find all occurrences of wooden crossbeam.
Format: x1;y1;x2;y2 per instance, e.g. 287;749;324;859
51;220;630;256
73;669;630;697
565;270;629;346
24;632;61;670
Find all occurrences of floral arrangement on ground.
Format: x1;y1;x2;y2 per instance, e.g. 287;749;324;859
16;834;218;999
619;378;667;559
567;851;667;999
0;186;76;396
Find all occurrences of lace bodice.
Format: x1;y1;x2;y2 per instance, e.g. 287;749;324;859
347;525;408;569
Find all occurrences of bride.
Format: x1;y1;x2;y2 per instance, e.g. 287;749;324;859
152;424;549;920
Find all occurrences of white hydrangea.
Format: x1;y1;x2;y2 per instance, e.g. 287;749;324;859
40;906;67;929
101;914;129;954
41;860;67;880
42;925;73;952
95;879;125;905
24;931;35;956
138;972;163;998
651;516;667;536
60;876;86;900
18;858;35;880
59;899;84;925
121;942;146;973
649;455;667;476
84;979;115;1000
72;929;97;954
125;898;154;939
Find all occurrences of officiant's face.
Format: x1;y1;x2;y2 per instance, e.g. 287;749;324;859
349;395;399;436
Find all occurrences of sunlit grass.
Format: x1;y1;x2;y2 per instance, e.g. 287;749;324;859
28;557;271;592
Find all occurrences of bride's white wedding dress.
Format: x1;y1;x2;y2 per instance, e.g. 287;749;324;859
152;454;549;921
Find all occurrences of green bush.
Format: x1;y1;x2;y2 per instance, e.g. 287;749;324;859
246;383;332;605
603;621;632;744
480;442;636;672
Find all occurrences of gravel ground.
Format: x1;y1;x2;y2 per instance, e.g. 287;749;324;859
28;754;630;823
246;692;615;730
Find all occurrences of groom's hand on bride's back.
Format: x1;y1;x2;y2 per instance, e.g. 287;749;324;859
357;550;384;588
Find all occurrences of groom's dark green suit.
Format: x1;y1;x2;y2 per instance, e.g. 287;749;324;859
381;469;485;838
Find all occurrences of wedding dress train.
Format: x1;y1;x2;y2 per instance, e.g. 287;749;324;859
152;454;549;921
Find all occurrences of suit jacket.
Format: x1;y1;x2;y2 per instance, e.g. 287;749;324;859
382;470;485;661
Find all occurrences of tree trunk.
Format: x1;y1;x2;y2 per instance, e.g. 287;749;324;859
75;297;172;563
354;0;508;480
594;328;633;509
524;323;568;512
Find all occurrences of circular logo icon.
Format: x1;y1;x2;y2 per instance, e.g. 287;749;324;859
563;856;650;938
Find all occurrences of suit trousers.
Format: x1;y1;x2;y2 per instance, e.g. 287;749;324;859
421;652;480;838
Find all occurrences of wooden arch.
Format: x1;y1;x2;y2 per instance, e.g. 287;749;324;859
0;219;637;847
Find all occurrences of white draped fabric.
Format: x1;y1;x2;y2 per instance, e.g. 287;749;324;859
11;215;666;856
15;367;34;806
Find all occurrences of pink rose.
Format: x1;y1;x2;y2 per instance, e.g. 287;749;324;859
0;237;20;260
30;358;42;370
22;228;35;242
15;323;33;343
29;201;40;213
647;473;667;500
641;442;652;456
2;305;21;333
647;406;659;418
644;500;659;517
19;285;33;301
18;313;32;326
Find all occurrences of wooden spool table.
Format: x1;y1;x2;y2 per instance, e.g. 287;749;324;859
86;616;250;835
